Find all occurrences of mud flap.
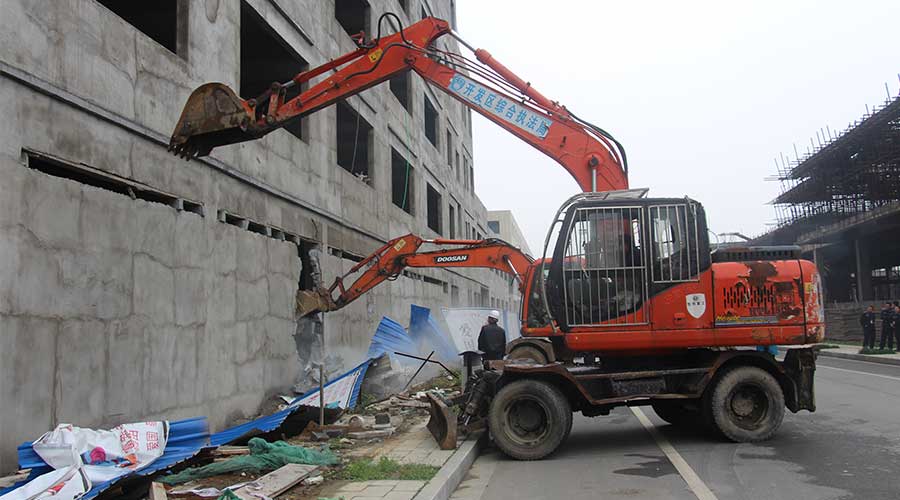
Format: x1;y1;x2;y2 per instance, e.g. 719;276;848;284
783;347;816;412
426;393;458;450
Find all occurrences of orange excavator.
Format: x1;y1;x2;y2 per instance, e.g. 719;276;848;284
170;14;823;460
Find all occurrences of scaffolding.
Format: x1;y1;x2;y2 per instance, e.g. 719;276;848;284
771;90;900;235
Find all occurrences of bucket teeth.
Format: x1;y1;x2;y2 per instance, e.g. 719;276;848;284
168;83;256;159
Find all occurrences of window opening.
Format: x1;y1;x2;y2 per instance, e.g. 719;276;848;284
336;100;373;184
391;148;414;214
240;1;309;140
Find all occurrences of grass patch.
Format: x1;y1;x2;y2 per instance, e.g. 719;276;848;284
339;457;439;481
859;348;897;355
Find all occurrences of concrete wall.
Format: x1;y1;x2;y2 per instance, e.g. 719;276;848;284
0;0;518;472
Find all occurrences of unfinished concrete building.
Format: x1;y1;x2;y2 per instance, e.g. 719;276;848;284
0;0;520;472
758;92;900;340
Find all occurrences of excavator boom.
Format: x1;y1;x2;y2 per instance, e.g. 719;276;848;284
295;234;533;317
170;14;627;193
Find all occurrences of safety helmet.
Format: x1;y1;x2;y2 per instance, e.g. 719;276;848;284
488;310;500;320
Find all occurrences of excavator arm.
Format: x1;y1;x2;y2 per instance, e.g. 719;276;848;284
295;233;534;317
169;14;627;193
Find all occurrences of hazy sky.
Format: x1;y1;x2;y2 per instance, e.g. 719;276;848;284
457;0;900;255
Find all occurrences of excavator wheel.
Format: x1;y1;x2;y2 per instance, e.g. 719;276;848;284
708;366;785;442
489;380;572;460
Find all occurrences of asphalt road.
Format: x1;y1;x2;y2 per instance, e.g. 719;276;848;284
450;356;900;500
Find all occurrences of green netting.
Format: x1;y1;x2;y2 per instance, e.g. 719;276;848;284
159;437;339;485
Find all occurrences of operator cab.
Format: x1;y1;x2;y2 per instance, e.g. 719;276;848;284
539;190;711;332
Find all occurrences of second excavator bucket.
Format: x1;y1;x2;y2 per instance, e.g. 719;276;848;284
426;393;458;450
169;83;258;159
295;288;339;318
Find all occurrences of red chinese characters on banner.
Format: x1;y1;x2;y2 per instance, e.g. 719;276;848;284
119;429;139;453
146;431;160;451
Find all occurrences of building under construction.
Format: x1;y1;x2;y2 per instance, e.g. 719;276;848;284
758;90;900;337
0;0;522;473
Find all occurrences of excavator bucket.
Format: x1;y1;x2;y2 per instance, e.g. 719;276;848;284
169;83;257;159
295;288;338;317
426;393;458;450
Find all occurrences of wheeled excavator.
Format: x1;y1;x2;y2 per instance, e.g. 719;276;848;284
169;14;823;460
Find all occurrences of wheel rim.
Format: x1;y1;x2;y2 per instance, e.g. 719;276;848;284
503;396;552;447
727;383;769;430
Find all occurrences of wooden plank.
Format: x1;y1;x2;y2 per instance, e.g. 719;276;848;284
0;470;30;489
149;482;168;500
234;464;319;500
214;445;250;456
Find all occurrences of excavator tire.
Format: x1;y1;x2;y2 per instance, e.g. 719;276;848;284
709;366;785;443
650;400;700;427
506;345;549;364
489;380;572;460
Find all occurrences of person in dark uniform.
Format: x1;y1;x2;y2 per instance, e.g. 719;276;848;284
877;302;892;350
477;310;507;361
893;302;900;349
861;305;876;349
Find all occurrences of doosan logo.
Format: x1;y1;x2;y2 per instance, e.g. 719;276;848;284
435;255;469;263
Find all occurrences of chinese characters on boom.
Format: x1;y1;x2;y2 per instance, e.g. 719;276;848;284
448;74;553;139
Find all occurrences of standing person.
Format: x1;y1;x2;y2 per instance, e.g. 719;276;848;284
893;302;900;350
878;303;894;350
862;305;877;349
878;302;893;350
477;310;507;361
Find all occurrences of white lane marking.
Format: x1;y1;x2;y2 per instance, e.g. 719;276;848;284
818;364;900;382
631;407;719;500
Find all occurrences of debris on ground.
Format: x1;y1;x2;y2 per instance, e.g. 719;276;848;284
158;438;338;485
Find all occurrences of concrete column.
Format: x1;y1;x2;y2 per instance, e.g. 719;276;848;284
855;238;873;301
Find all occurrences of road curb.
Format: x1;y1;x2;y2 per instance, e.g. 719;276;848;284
816;349;900;367
413;432;486;500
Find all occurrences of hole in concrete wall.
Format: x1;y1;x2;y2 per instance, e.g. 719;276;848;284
25;151;203;215
455;151;460;182
240;1;309;141
391;148;414;214
247;220;269;236
389;73;411;111
487;220;500;234
423;275;446;288
298;240;318;291
335;0;370;37
448;204;456;238
336;100;373;184
451;285;460;306
424;95;439;148
97;0;183;55
329;247;365;263
420;5;427;20
426;183;442;234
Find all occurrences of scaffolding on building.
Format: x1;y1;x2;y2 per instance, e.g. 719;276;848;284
769;89;900;241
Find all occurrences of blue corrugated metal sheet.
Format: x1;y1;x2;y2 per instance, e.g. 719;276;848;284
408;305;457;361
209;359;370;447
367;316;418;360
1;417;210;499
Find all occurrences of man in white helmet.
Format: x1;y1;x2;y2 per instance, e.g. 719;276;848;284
477;310;506;361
